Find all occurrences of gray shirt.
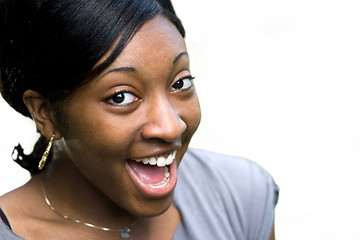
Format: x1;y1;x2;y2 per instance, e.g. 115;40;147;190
0;221;23;240
0;149;279;239
173;149;279;240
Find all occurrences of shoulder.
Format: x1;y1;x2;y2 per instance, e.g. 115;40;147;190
0;221;24;240
174;149;279;239
179;148;279;202
0;204;25;240
0;177;50;239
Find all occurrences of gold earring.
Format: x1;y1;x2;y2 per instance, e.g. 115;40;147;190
38;134;55;170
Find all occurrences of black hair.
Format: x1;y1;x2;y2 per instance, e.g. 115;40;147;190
0;0;185;174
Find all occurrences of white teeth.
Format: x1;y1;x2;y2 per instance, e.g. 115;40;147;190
165;150;176;165
133;150;177;167
164;166;170;178
165;155;173;165
157;157;166;167
149;157;157;165
141;158;149;164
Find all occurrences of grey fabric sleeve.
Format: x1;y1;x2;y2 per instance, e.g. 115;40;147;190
0;221;25;240
173;149;279;240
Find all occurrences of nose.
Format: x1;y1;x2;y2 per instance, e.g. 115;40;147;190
141;98;186;143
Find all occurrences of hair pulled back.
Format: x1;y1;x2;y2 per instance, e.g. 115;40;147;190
0;0;185;174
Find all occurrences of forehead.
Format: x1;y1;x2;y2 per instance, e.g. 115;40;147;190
109;15;187;69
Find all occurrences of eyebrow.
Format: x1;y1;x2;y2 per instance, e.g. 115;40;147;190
102;66;136;76
100;51;189;79
173;51;189;64
96;66;136;81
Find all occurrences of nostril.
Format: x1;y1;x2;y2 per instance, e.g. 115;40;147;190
141;113;186;142
141;122;185;142
178;117;187;133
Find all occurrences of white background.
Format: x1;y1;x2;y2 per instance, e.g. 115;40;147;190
1;0;360;239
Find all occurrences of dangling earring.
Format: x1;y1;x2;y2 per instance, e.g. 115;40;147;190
38;134;55;170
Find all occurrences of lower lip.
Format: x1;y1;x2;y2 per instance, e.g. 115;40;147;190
125;159;178;198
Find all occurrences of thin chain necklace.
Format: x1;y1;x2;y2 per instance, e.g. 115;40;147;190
41;179;140;239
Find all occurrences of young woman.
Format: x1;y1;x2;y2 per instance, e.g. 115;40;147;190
0;0;278;239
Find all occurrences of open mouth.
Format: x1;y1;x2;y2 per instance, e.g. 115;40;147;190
125;150;178;198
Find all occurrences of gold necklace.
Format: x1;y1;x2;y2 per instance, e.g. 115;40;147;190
41;179;140;239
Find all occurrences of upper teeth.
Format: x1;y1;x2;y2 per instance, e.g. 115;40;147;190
133;150;177;167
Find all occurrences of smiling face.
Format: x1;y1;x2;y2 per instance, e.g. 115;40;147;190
57;15;201;216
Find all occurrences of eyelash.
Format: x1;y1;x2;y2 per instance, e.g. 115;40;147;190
170;76;195;92
105;76;195;107
105;91;139;107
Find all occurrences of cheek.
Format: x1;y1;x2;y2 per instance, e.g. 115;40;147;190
181;93;201;136
175;94;201;166
66;122;134;157
60;115;137;193
61;106;138;163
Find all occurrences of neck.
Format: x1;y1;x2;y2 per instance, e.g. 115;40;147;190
41;147;181;239
44;151;135;229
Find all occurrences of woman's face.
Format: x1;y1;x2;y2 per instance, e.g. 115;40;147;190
58;15;201;216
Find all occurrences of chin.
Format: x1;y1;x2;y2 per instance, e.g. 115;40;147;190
130;191;175;218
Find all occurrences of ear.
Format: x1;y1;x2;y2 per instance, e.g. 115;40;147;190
23;90;63;140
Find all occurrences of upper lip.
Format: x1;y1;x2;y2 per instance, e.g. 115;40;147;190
130;147;179;160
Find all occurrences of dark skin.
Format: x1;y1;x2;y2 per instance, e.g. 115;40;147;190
0;15;275;240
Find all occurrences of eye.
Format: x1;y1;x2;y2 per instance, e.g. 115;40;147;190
171;76;195;92
106;92;139;106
